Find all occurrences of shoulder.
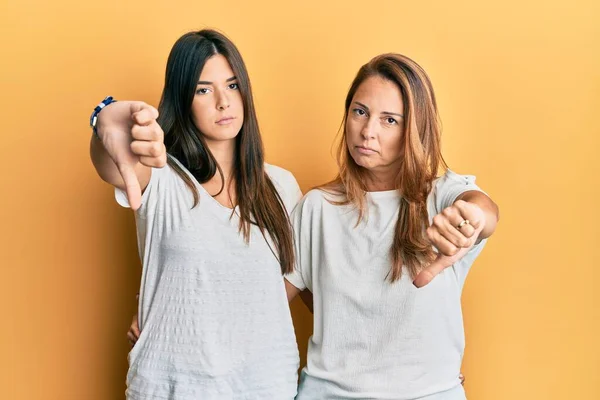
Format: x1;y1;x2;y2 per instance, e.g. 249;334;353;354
264;163;298;189
428;169;483;213
433;169;478;191
265;163;302;213
295;187;340;214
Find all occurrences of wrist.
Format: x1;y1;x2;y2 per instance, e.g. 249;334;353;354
89;96;117;140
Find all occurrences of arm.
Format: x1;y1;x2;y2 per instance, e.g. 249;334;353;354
284;279;313;313
414;191;499;287
299;289;314;313
285;279;302;302
89;101;166;210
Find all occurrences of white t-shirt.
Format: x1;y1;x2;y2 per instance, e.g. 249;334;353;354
117;155;302;400
285;170;487;400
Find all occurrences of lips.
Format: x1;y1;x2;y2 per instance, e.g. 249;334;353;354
355;145;378;154
216;116;235;124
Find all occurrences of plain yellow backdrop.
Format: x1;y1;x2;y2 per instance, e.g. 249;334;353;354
1;0;598;399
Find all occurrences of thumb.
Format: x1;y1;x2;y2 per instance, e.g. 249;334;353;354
412;254;452;288
413;246;470;288
117;162;142;211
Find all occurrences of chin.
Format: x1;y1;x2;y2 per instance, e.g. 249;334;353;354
210;124;243;141
350;152;374;170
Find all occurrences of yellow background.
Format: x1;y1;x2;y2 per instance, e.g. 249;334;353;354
1;0;598;398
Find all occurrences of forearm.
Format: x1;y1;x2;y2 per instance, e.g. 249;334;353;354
457;190;499;239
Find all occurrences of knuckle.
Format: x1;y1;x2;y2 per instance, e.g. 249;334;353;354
134;110;148;124
150;142;162;156
129;141;139;153
131;125;141;138
454;199;467;209
151;123;163;139
426;227;436;240
442;244;458;256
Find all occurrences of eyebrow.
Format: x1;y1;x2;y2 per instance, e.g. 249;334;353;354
354;101;404;118
197;76;237;85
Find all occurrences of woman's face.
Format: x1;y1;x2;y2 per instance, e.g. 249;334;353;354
191;54;244;145
345;75;405;177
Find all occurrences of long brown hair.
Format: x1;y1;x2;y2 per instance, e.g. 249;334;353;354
323;53;446;281
158;29;294;274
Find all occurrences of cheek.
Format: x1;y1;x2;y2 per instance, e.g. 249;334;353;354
233;91;244;108
191;100;211;130
346;118;362;142
380;127;403;159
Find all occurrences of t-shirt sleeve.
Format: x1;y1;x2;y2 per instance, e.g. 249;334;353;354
281;172;303;216
285;195;312;291
265;165;303;216
430;170;488;289
114;165;165;216
432;169;486;213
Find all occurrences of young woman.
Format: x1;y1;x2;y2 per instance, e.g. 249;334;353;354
285;53;499;399
90;29;302;399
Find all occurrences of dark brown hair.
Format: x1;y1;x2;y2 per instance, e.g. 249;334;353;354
158;29;294;274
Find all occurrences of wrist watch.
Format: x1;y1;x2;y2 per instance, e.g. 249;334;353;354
89;96;117;140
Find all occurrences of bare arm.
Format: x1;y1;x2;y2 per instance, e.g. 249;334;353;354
89;101;166;210
284;279;313;313
285;279;302;302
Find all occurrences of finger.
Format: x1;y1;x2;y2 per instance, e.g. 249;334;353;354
131;321;140;338
460;374;465;385
455;219;476;239
130;140;165;158
426;227;459;257
453;200;483;231
432;214;471;248
131;102;159;126
117;163;142;211
140;155;167;168
127;332;136;346
414;240;474;288
412;255;452;288
443;206;476;239
131;121;163;141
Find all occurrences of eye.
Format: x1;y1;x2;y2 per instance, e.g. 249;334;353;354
384;117;398;125
196;88;211;95
352;108;367;116
228;83;239;90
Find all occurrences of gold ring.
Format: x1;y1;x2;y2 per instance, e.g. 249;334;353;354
457;219;470;230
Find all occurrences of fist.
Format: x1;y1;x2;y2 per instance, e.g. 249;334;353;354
97;101;166;210
413;200;485;288
426;200;485;258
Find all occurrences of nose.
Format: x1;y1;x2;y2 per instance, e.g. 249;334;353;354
360;117;377;140
216;89;230;111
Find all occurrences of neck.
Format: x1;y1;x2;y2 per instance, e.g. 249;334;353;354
206;138;236;181
363;167;399;192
